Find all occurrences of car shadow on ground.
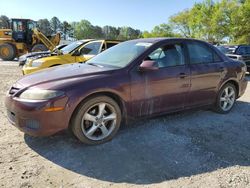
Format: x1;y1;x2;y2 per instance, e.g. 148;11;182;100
24;100;250;185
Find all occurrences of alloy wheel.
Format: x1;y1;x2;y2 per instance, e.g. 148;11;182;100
81;102;117;141
219;86;236;112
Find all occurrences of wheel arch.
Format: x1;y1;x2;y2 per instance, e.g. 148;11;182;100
220;79;239;98
49;64;61;67
68;91;127;130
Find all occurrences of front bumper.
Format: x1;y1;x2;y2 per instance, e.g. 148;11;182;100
5;95;70;136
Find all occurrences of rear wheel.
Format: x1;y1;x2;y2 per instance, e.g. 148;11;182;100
71;96;121;145
0;43;16;61
214;83;236;114
31;44;48;52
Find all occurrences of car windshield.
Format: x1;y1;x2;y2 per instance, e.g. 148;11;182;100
87;40;153;68
237;46;250;55
60;41;84;54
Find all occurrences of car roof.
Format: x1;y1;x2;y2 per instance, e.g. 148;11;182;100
78;39;122;43
127;37;209;44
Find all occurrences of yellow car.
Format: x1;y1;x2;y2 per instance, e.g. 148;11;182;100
22;39;121;75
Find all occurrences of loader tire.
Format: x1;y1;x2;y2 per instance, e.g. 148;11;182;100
31;44;48;52
0;43;16;61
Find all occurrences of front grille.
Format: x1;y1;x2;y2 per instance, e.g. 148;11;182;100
9;87;20;95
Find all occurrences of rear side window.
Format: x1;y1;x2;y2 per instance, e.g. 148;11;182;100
187;42;221;64
107;42;118;49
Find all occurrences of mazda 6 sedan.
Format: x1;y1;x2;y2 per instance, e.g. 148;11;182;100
5;38;248;145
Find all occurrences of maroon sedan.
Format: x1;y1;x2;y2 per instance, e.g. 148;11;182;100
5;38;248;145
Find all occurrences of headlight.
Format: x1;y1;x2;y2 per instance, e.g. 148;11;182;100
19;89;64;100
32;60;44;67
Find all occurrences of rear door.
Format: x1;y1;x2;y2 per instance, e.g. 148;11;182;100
185;41;226;107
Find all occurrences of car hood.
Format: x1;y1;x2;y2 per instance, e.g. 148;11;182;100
35;54;71;64
19;51;50;61
17;63;114;88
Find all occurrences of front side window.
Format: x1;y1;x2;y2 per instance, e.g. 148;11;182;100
146;44;185;68
80;42;102;55
187;42;214;64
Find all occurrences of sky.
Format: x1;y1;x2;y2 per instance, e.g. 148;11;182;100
0;0;204;31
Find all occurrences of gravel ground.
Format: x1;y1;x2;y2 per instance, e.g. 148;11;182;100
0;60;250;188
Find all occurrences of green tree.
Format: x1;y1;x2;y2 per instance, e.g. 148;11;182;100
169;0;241;43
92;26;104;39
0;15;9;29
117;27;141;40
37;19;52;36
50;16;61;34
102;26;119;39
73;20;105;39
73;20;93;39
61;21;72;40
142;24;177;38
170;10;193;37
231;0;250;43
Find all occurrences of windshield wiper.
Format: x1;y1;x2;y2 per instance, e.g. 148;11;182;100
87;63;103;68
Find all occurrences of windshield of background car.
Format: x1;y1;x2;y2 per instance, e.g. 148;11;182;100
87;41;153;68
60;41;84;54
237;46;250;55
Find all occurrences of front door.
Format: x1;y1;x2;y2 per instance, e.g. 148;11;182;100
130;42;191;117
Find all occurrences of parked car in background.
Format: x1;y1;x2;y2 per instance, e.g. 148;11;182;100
5;38;247;145
18;44;68;66
226;45;250;72
22;39;121;75
215;45;230;54
22;39;93;74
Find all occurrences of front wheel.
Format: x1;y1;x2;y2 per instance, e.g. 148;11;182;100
71;96;122;145
214;83;236;114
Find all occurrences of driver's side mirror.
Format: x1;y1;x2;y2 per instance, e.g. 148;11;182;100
139;60;159;71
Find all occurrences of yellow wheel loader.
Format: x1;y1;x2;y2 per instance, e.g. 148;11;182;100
0;18;60;61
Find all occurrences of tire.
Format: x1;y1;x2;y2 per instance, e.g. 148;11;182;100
71;96;122;145
214;83;237;114
0;43;16;61
31;44;48;52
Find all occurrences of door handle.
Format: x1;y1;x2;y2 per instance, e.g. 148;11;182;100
179;73;187;79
